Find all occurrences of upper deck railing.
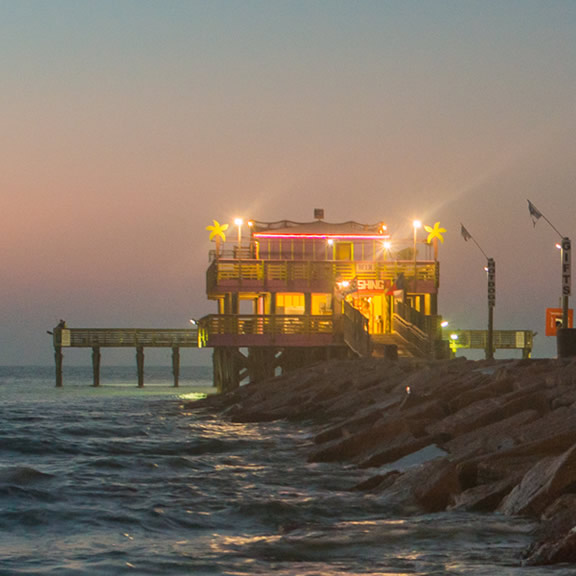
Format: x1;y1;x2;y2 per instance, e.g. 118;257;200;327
207;258;439;293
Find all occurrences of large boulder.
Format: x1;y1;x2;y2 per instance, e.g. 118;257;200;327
378;458;461;513
309;418;413;463
524;531;576;566
500;442;576;517
449;476;519;512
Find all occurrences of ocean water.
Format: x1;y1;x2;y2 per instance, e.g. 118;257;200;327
0;366;571;575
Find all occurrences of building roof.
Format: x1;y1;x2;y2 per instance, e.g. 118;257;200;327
251;220;388;238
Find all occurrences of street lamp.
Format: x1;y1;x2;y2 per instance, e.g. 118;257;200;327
383;240;391;260
413;220;422;286
234;218;243;247
460;223;495;360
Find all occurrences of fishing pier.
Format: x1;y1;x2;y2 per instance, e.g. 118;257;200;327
51;325;199;387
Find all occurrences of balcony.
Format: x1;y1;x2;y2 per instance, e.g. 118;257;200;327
206;259;439;296
199;314;340;348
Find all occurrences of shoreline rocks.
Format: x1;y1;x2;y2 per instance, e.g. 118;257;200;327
188;356;576;565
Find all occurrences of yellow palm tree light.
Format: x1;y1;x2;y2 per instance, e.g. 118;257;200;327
206;220;229;242
424;222;446;244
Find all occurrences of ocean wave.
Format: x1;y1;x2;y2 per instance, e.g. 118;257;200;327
0;466;53;486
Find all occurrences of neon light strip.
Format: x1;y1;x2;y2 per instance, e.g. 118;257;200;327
253;233;390;240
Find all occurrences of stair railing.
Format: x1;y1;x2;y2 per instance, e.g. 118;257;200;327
341;300;372;357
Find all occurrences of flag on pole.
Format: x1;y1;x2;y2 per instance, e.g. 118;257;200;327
527;200;543;227
460;224;472;242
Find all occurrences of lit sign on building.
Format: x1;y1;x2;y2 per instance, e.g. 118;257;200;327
356;279;392;292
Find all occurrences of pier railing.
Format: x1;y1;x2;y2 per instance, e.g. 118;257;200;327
341;301;371;357
448;329;534;358
199;314;335;347
393;301;445;359
53;328;200;348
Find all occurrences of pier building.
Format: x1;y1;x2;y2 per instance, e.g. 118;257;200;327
200;211;448;391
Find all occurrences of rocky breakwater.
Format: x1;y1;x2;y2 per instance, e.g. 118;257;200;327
190;356;576;565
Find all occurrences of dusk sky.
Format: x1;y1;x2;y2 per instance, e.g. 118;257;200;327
2;0;576;365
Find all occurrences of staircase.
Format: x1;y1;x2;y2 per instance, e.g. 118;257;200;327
370;333;419;358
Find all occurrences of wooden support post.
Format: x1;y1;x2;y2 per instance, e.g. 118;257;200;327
136;346;144;387
172;346;180;387
55;346;63;387
213;347;245;393
92;346;101;387
247;348;276;383
304;293;312;315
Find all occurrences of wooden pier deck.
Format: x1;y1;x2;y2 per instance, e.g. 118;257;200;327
51;325;200;387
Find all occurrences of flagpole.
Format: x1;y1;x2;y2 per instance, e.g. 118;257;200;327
527;199;563;239
461;224;495;360
470;235;489;261
527;200;571;331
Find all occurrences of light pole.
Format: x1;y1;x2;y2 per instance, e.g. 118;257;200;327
528;200;571;330
461;224;495;359
561;237;572;329
413;220;421;288
234;218;243;248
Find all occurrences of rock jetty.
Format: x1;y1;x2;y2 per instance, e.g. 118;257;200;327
189;356;576;565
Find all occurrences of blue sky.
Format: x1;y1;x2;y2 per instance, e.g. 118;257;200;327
2;0;576;363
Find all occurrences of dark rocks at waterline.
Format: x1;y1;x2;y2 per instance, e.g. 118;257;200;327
188;356;576;566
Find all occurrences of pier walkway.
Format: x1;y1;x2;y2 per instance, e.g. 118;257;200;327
51;325;199;387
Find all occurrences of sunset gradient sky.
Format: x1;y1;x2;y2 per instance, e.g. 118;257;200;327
2;0;576;364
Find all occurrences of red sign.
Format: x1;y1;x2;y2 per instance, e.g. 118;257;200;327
546;308;574;336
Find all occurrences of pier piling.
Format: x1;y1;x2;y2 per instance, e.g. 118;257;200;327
136;347;145;387
92;346;101;387
55;347;63;388
172;346;180;387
